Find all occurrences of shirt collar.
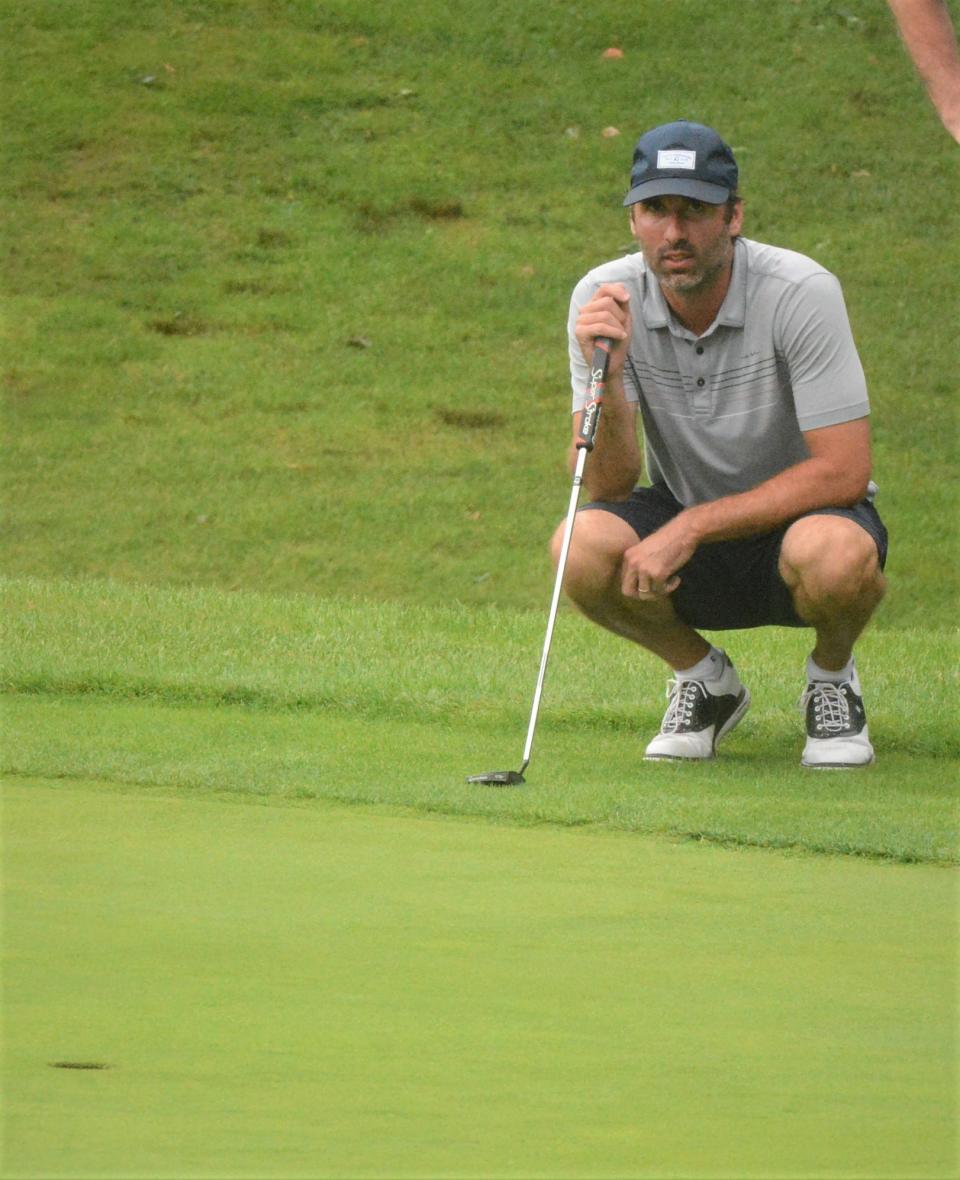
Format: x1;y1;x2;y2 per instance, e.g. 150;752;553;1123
715;236;747;327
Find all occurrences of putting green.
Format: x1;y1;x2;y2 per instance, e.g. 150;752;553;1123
2;780;956;1178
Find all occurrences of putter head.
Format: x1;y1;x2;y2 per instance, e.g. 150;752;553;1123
465;770;526;787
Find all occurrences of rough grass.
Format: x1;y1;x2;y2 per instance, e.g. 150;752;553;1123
3;576;957;864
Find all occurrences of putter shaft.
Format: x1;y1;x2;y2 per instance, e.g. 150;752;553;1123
519;443;589;772
468;339;611;787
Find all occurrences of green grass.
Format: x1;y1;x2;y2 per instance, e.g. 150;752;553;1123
3;781;957;1179
2;3;959;1174
2;0;958;621
3;576;958;864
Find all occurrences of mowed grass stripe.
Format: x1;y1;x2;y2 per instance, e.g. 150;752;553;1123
3;694;956;865
3;576;959;744
3;576;957;864
2;780;956;1179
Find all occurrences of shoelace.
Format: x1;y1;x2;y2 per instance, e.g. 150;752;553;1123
799;682;851;734
661;678;703;733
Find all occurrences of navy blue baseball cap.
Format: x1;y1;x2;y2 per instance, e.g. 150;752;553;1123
623;120;738;206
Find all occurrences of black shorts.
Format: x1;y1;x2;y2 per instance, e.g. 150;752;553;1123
581;484;888;631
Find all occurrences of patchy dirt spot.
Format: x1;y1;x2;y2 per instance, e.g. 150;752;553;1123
436;408;504;430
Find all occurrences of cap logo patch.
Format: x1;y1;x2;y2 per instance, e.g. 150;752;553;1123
657;149;696;169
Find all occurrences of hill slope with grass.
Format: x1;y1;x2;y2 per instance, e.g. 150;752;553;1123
3;0;958;623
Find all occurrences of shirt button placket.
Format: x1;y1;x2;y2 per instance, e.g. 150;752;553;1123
693;342;709;414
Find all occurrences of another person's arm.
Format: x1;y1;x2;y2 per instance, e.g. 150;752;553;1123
889;0;960;141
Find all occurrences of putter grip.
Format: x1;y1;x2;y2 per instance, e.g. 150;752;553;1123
575;338;613;452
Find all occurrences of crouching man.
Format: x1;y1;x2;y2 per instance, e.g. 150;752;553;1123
560;120;887;767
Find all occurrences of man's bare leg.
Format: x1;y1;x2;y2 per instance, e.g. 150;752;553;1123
779;514;886;767
552;509;749;760
552;509;710;669
779;515;886;668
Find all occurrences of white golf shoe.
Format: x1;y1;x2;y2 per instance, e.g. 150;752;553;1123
800;663;874;768
644;652;751;761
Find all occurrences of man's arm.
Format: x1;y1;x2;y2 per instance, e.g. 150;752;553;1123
889;0;960;141
619;417;872;598
678;417;871;542
569;282;642;500
568;380;642;501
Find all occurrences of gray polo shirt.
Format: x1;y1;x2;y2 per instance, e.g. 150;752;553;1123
567;236;870;505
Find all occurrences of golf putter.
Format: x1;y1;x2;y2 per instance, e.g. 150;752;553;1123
467;337;613;786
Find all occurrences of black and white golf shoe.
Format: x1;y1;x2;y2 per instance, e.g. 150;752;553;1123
644;653;751;761
800;665;874;768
